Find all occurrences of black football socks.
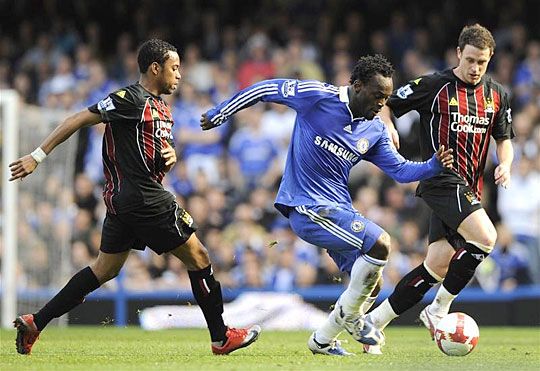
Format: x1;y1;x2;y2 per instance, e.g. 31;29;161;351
188;265;227;343
33;266;100;330
442;243;489;295
388;263;439;315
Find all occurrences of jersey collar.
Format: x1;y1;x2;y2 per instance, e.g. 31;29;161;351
339;86;366;122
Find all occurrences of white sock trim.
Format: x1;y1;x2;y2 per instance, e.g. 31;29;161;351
361;254;387;266
423;261;443;282
466;240;493;253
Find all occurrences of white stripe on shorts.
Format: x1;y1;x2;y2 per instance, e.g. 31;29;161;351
296;206;363;249
456;184;462;213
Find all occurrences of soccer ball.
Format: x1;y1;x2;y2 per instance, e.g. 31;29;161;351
435;312;479;356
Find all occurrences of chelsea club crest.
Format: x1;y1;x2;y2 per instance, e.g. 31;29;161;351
356;138;369;154
351;220;365;232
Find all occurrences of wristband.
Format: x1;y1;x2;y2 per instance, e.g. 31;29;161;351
31;147;47;163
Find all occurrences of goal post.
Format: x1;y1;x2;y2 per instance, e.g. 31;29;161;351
1;90;19;328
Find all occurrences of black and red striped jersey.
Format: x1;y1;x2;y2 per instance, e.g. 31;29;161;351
387;69;514;199
88;83;175;214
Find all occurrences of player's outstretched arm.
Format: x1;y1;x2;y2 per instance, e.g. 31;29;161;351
366;130;453;183
9;109;102;181
201;78;325;130
384;146;453;183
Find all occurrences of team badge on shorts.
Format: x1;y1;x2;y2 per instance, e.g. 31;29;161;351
351;220;365;232
464;190;481;206
180;209;194;227
356;138;369;154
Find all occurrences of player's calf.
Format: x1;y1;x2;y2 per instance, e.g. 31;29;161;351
443;241;491;295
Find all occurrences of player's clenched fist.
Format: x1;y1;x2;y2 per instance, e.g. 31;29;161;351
200;113;216;131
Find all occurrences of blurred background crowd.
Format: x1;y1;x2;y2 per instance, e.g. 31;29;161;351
1;0;539;294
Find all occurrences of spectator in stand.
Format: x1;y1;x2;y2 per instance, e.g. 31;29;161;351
183;44;215;93
260;103;296;168
174;83;227;185
237;32;274;89
490;223;532;290
497;155;540;283
228;106;280;192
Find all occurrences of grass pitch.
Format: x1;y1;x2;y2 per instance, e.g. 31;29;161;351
1;327;538;370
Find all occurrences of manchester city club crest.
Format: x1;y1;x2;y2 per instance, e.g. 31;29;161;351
351;220;365;232
356;138;369;154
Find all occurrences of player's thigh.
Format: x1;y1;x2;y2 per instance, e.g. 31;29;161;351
134;201;198;255
457;208;497;247
289;205;384;272
421;184;482;231
100;213;139;254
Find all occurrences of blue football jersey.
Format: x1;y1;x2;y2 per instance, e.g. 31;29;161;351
205;79;442;216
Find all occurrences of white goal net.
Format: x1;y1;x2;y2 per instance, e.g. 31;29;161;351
1;90;77;327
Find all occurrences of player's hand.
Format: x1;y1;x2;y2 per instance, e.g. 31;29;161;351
161;141;177;172
9;154;38;181
388;126;400;150
200;113;217;131
494;163;511;188
435;146;453;169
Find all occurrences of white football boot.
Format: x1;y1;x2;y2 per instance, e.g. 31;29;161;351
361;314;384;355
335;304;385;346
419;306;444;340
308;332;354;356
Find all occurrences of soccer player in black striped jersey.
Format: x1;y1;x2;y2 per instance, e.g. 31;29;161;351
9;39;260;356
365;24;514;352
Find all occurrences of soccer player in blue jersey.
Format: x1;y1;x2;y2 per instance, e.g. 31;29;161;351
201;54;453;355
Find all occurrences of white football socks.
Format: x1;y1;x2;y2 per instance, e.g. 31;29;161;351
428;284;456;316
368;299;398;330
338;255;385;316
313;307;343;344
314;255;385;344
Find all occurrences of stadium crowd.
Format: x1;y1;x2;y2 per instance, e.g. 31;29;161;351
1;0;539;293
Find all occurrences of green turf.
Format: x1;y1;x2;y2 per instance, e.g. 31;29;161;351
1;327;539;370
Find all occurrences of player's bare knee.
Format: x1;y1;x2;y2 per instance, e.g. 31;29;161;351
469;230;496;253
367;232;391;260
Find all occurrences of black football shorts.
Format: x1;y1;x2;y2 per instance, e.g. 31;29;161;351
418;184;483;246
100;200;198;255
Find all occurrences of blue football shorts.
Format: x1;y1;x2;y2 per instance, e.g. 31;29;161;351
287;204;384;273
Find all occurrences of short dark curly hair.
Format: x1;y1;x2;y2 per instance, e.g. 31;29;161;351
458;24;496;54
349;54;394;84
137;39;178;73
